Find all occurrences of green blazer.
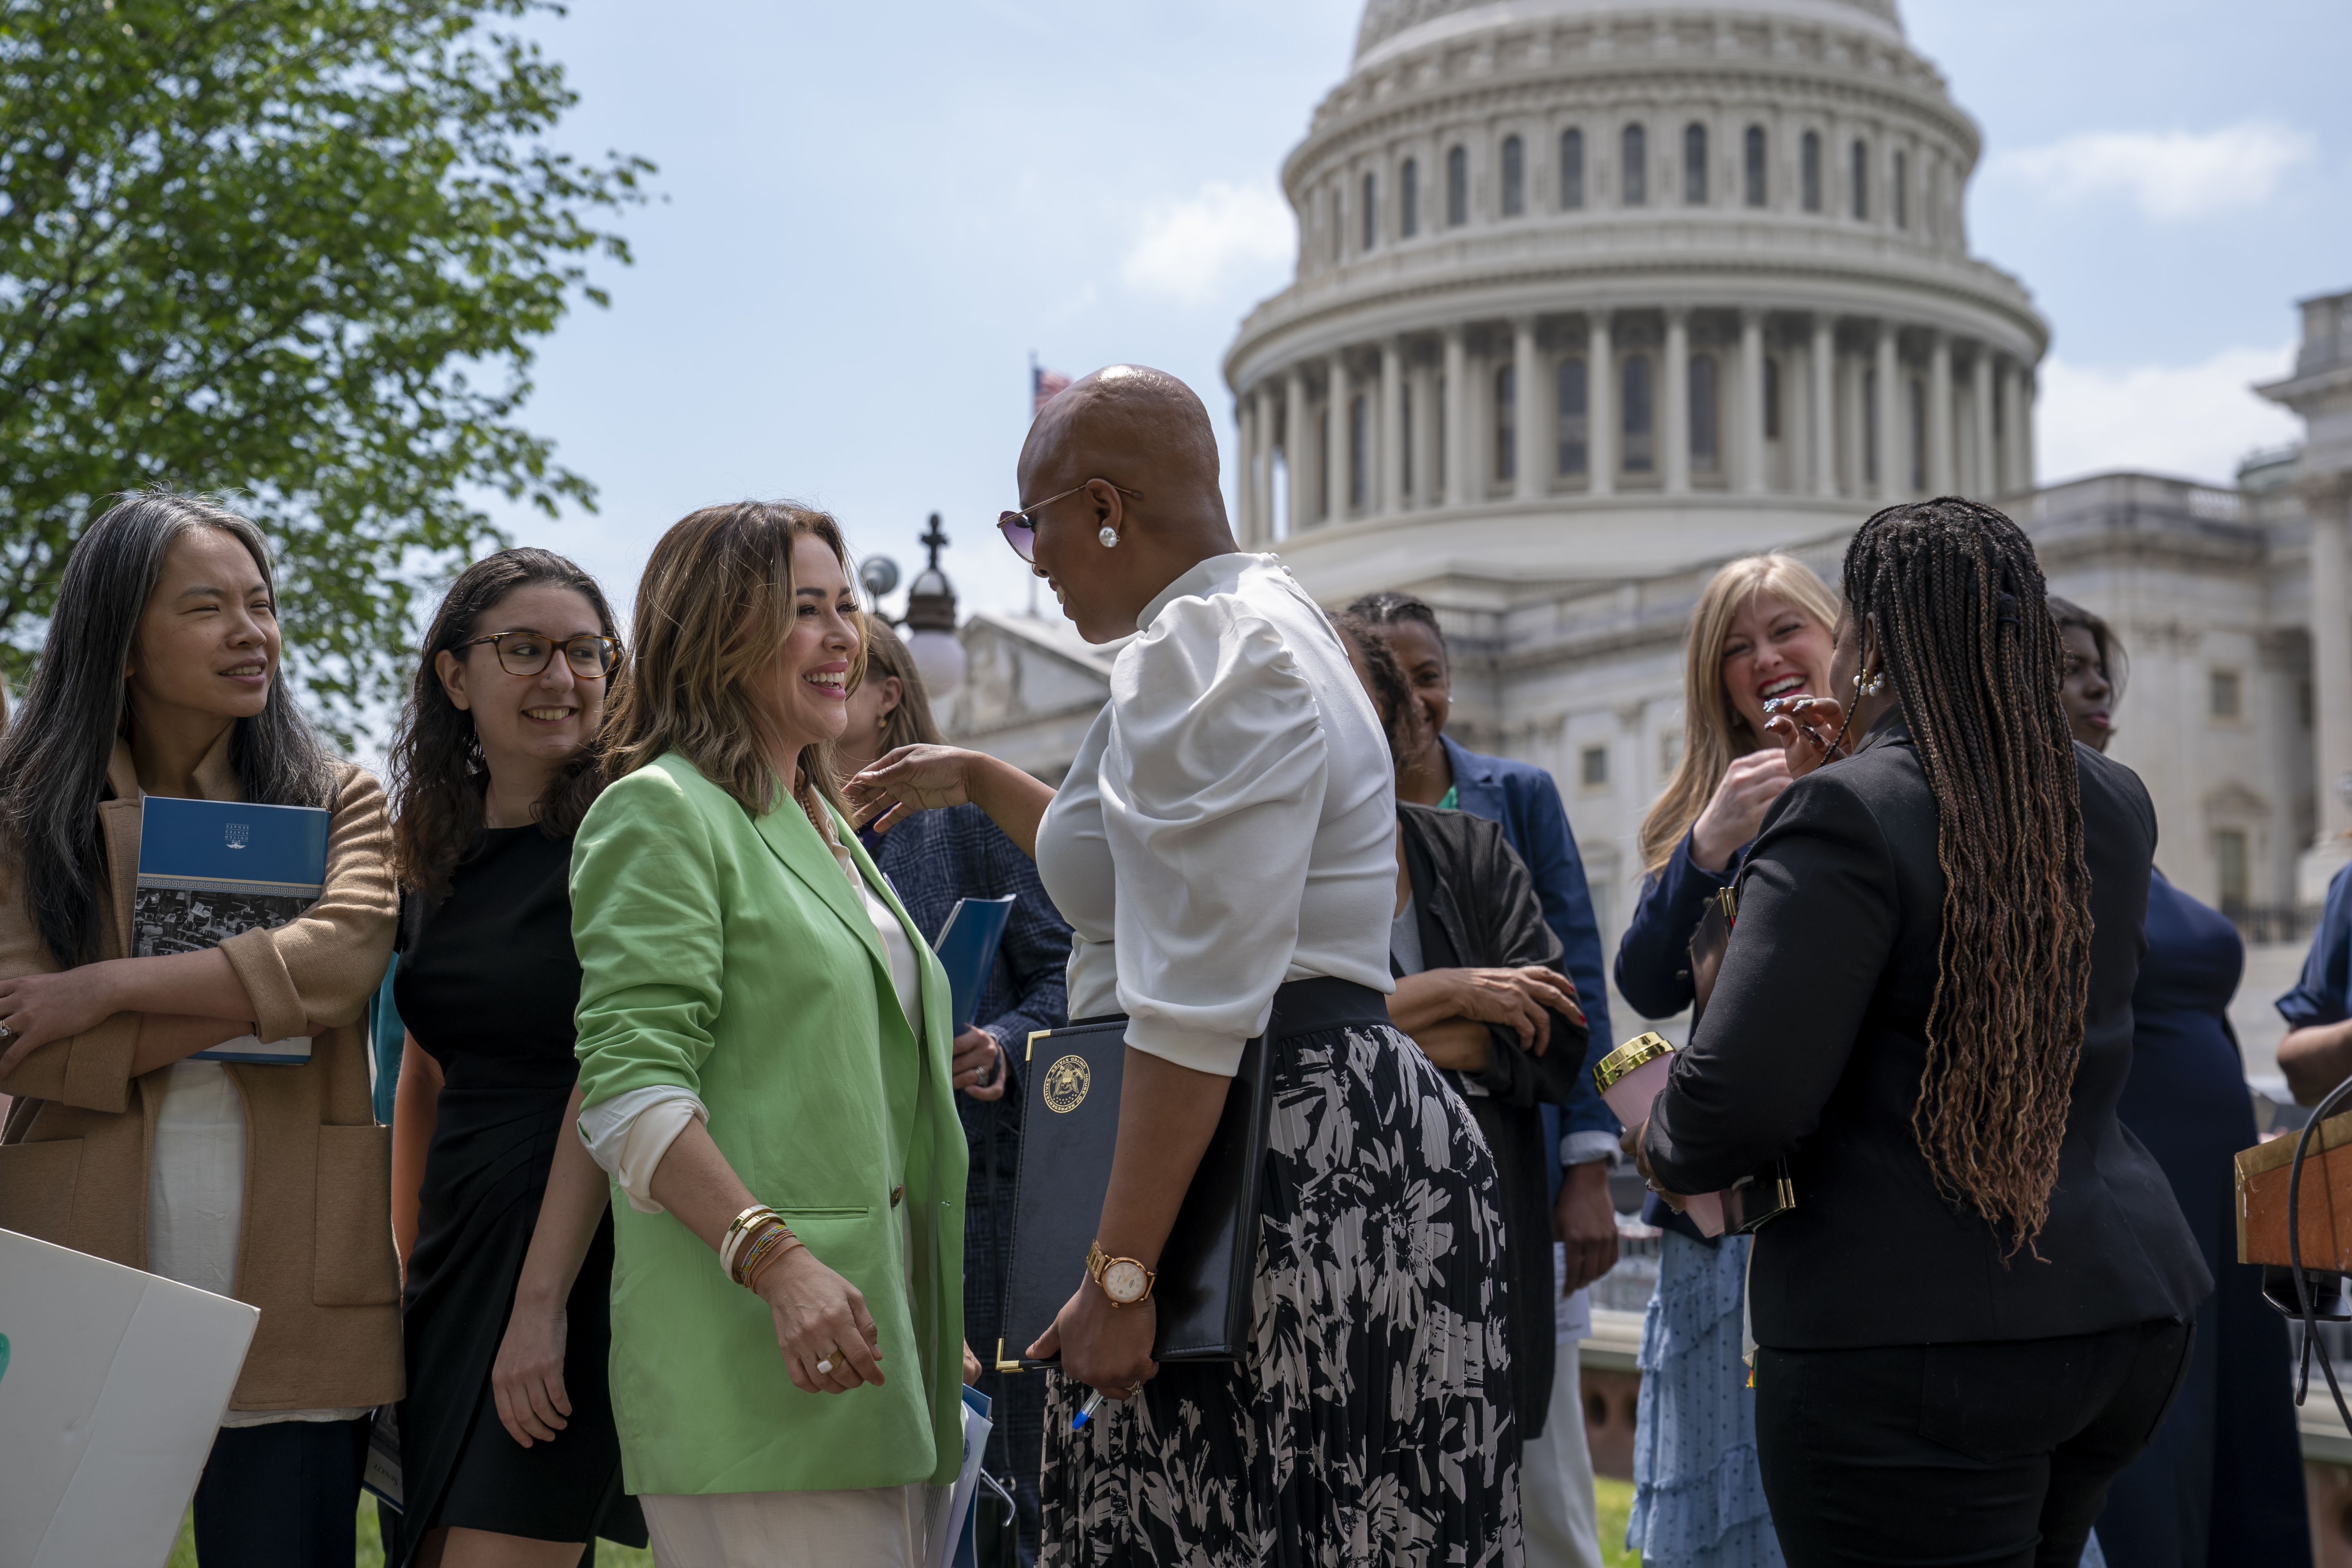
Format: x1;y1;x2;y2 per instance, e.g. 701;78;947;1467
571;752;966;1495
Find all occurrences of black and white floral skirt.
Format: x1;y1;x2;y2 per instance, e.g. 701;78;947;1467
1040;1014;1521;1567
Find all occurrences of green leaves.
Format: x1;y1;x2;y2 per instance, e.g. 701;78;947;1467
0;0;650;743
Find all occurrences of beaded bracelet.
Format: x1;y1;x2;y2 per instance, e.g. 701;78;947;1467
743;1231;807;1292
732;1218;799;1289
720;1204;782;1281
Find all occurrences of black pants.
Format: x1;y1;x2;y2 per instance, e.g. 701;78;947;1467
192;1416;371;1568
1755;1317;2193;1568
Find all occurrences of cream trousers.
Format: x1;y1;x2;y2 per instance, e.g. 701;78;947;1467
641;1484;940;1568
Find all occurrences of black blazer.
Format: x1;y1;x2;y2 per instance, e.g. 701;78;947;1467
1644;719;2211;1349
1397;803;1585;1434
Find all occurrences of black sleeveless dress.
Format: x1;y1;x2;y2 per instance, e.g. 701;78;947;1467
392;827;645;1558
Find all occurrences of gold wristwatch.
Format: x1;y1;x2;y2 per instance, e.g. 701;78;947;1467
1086;1240;1156;1306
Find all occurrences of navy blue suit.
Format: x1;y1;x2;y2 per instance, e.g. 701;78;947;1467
1441;734;1619;1195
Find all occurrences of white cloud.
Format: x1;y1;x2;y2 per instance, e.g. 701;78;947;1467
1120;181;1295;307
1992;121;2316;222
2037;342;2301;486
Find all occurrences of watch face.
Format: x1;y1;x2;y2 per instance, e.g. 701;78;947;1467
1102;1259;1149;1303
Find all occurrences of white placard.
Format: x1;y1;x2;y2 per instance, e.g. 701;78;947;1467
0;1226;259;1568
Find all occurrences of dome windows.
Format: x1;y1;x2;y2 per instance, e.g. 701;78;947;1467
1802;131;1823;213
1560;129;1585;210
1851;138;1870;221
1362;172;1378;251
1683;124;1708;205
1556;358;1588;477
1446;144;1469;226
1689;354;1720;473
1622;124;1647;206
1893;150;1908;229
1744;127;1767;209
1501;134;1525;218
1621;354;1654;471
1401;156;1420;237
1494;363;1517;481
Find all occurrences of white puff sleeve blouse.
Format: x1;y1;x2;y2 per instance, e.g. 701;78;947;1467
1034;553;1396;1075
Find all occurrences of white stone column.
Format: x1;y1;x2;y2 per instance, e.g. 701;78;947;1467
1284;367;1309;537
1999;361;2026;496
1740;309;1768;495
1588;311;1616;497
1236;393;1260;544
1443;326;1469;508
2308;479;2352;890
1970;349;1995;499
1874;322;1900;499
1260;385;1279;541
1927;332;1954;496
1328;350;1353;519
2018;369;2038;493
1410;359;1436;508
1513;316;1541;500
1664;307;1691;494
1381;338;1405;515
1811;315;1838;497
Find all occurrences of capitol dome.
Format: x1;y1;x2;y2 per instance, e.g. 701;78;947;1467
1222;0;2048;598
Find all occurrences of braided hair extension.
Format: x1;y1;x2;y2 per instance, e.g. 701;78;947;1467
1844;498;2093;1258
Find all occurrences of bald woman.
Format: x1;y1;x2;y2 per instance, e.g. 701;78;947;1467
848;366;1519;1564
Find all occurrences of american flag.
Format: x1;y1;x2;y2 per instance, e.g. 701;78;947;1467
1031;360;1071;417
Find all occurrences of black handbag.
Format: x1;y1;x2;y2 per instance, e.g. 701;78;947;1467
1688;886;1798;1234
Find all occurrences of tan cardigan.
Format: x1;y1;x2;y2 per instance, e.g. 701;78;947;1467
0;734;401;1410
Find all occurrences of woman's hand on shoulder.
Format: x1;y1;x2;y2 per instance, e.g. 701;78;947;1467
1690;750;1794;871
757;1243;887;1394
843;744;976;835
490;1300;573;1448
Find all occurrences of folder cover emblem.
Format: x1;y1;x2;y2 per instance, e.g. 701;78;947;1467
1042;1055;1090;1114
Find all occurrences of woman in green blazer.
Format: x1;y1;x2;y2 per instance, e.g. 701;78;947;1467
568;502;966;1566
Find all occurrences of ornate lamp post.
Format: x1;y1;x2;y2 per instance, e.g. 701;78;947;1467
901;513;966;699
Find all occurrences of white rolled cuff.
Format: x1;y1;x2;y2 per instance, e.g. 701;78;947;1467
1561;1130;1623;1169
1120;1015;1247;1077
577;1086;708;1214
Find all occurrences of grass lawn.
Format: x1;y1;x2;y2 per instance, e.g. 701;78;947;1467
166;1483;1640;1566
167;1503;656;1567
1594;1475;1641;1567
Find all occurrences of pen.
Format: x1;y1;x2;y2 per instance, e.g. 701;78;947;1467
1070;1392;1106;1431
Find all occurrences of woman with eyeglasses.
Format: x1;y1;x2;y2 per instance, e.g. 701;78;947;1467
383;549;645;1566
849;367;1515;1564
1638;500;2209;1566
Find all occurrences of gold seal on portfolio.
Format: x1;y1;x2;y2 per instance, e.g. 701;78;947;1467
1043;1053;1091;1113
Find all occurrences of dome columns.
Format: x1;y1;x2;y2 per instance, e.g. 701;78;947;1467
1234;305;2041;535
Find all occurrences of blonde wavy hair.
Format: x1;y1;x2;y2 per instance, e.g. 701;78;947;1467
603;501;867;821
1637;552;1841;875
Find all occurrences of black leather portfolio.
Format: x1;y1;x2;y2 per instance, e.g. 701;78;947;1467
995;1016;1272;1370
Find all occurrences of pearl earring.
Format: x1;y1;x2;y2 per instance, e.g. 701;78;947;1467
1854;669;1886;698
1098;526;1119;548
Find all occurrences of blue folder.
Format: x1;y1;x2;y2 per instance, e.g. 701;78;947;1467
134;796;329;1064
934;895;1016;1031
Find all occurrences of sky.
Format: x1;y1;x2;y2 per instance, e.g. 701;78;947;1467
474;0;2350;637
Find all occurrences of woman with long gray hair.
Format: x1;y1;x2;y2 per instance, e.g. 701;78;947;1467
0;492;399;1568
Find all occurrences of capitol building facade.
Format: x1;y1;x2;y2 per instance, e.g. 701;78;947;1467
951;0;2351;1028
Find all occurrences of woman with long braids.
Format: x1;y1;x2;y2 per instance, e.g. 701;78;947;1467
1637;498;2209;1565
